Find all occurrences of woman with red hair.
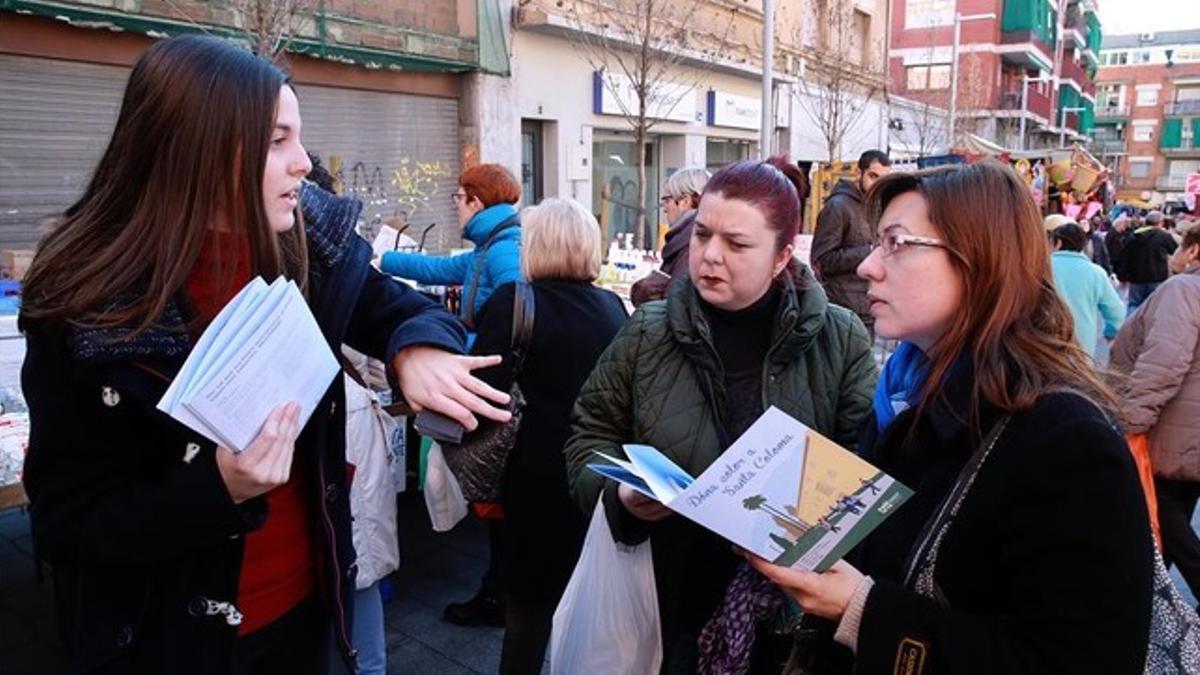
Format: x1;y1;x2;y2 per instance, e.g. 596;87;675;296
564;156;876;672
381;164;523;328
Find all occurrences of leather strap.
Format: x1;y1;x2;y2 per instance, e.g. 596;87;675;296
901;415;1010;594
508;280;535;377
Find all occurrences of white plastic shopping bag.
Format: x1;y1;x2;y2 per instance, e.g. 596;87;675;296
549;498;662;675
423;442;468;532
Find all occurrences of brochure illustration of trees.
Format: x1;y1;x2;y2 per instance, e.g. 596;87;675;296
587;406;913;572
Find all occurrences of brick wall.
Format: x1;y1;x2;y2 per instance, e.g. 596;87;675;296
20;0;475;64
1097;59;1200;193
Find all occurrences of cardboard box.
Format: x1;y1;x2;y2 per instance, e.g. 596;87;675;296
0;250;34;281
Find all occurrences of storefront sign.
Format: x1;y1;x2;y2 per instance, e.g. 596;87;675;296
707;91;761;131
593;71;701;123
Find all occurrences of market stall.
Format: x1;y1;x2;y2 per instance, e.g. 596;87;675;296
0;314;28;511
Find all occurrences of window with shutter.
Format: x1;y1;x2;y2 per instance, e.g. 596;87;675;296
1161;118;1183;149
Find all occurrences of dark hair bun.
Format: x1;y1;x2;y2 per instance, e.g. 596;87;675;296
765;154;810;204
766;154;810;223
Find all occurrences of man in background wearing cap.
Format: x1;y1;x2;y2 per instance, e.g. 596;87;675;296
1123;211;1179;311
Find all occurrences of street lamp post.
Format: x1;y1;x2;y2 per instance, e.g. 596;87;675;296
1019;74;1051;151
761;0;774;158
1059;105;1085;148
948;12;997;147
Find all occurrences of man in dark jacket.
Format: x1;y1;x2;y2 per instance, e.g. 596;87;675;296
1123;210;1179;311
812;150;890;334
1106;215;1133;281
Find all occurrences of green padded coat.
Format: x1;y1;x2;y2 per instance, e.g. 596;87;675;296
562;263;878;669
565;263;877;537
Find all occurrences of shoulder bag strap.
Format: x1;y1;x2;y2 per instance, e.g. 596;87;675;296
461;215;520;328
508;280;535;377
901;415;1011;598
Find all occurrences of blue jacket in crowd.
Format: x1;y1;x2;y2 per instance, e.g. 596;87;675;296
380;203;522;324
1050;250;1126;357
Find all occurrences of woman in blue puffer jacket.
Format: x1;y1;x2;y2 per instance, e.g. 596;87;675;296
380;164;522;328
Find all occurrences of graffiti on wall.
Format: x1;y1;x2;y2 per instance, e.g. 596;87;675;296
326;155;451;243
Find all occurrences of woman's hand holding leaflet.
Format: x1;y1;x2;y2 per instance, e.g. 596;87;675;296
216;402;302;504
618;483;673;522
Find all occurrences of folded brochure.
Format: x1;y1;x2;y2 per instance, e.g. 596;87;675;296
588;406;912;572
157;276;340;453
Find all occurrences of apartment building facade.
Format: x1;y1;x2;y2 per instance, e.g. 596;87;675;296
507;0;892;243
1092;30;1200;201
887;0;1102;152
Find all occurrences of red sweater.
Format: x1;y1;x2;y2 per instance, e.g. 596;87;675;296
185;231;316;636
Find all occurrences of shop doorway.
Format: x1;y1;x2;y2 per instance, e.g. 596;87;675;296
520;120;544;207
592;135;660;248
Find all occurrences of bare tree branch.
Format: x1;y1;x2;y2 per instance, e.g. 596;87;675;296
893;25;949;157
792;0;885;164
229;0;316;57
562;0;742;247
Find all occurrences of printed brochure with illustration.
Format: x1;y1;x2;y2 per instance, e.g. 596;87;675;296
588;406;913;572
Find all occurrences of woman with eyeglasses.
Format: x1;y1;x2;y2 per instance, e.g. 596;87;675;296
747;162;1154;674
631;166;710;307
379;164;523;329
565;156;877;672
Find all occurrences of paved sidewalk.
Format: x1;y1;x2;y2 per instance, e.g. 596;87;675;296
0;491;511;674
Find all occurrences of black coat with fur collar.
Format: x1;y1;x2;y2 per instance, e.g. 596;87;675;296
19;186;465;674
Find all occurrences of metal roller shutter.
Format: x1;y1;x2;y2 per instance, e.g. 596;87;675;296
0;57;463;254
295;84;462;254
0;55;127;249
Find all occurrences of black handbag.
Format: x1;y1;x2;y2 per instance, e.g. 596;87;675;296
441;281;535;502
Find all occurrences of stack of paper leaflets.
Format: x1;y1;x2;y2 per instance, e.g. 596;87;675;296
589;406;913;572
157;276;339;453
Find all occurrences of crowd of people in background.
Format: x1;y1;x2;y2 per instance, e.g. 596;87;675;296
14;34;1200;675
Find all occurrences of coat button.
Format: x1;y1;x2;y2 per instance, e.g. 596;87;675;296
346;562;357;580
329;401;338;418
101;386;121;407
116;624;133;647
188;597;207;618
325;483;339;503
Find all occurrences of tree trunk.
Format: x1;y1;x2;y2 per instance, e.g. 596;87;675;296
635;122;648;249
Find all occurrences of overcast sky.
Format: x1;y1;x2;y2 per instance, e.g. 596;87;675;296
1100;0;1200;36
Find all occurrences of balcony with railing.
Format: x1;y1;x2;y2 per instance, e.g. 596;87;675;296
1001;0;1057;69
1095;103;1129;118
1060;57;1089;87
1164;100;1200;116
1161;138;1200;156
1063;9;1088;49
999;86;1054;121
1092;138;1127;154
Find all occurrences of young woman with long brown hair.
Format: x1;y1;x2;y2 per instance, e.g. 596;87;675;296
19;35;509;675
749;162;1154;674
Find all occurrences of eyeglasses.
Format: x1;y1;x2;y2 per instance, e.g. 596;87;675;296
659;195;678;205
451;192;468;203
873;231;953;257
